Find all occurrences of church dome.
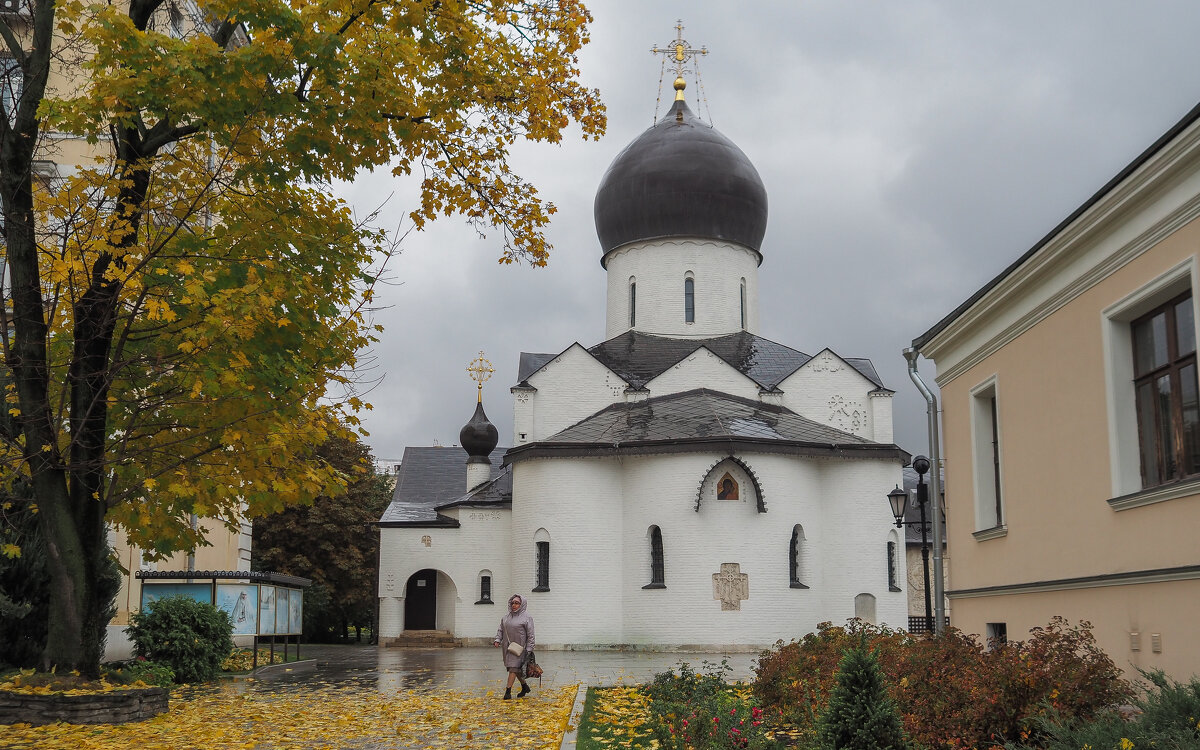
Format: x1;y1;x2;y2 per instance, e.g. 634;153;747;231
594;98;768;266
459;401;498;463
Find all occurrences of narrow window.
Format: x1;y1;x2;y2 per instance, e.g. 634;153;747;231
477;573;493;604
684;277;695;323
740;278;747;330
789;525;808;588
887;541;900;592
629;279;637;328
971;378;1004;531
1;56;21;127
644;526;665;588
534;541;550;591
1132;292;1200;487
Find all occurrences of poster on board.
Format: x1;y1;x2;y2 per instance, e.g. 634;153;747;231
140;583;213;611
216;584;259;636
275;588;290;634
259;585;276;635
288;589;303;634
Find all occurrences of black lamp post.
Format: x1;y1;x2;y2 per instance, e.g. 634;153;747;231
887;455;934;634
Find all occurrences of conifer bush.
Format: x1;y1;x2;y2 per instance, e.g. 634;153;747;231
126;596;233;683
815;643;908;750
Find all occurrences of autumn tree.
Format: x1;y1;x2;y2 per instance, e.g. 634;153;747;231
252;433;390;642
0;0;603;675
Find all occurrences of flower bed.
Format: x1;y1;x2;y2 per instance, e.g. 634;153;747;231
0;685;168;725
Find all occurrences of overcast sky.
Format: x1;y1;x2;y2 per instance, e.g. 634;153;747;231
334;1;1200;468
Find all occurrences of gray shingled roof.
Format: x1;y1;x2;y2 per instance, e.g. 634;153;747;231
378;446;511;526
518;332;885;392
505;390;907;463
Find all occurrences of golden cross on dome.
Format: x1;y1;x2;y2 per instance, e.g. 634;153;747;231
651;20;707;101
466;351;494;402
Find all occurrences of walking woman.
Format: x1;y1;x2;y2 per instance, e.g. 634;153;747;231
493;593;535;699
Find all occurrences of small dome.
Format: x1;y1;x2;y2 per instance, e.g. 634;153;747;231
594;99;768;266
459;401;498;462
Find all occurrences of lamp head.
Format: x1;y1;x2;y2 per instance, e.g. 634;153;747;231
912;455;931;476
887;485;908;527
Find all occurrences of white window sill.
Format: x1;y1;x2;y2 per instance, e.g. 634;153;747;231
1108;476;1200;511
972;525;1008;541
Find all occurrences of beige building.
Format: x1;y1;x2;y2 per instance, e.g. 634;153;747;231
912;101;1200;680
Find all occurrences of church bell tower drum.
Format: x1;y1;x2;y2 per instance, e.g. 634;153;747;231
594;81;768;340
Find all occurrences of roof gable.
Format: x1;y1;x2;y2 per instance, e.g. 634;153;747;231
379;446;509;526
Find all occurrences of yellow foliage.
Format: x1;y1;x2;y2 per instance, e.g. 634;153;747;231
2;682;578;749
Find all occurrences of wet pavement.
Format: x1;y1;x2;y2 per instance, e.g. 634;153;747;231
236;642;761;695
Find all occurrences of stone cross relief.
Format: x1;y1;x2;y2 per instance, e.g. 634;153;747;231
712;563;749;611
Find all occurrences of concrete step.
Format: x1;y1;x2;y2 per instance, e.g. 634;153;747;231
386;630;457;648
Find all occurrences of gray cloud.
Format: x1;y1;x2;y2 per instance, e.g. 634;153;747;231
335;1;1200;467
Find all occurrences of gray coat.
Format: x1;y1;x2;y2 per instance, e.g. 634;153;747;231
494;594;535;670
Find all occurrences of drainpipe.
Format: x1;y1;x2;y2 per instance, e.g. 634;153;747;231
904;347;945;635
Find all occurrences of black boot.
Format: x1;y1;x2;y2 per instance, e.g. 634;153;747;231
517;681;530;698
503;688;512;700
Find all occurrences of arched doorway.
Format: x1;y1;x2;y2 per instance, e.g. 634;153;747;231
404;569;438;630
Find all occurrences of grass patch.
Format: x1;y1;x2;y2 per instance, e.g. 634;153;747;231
576;686;657;749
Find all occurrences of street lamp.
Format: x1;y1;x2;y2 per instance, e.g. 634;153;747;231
887;455;934;634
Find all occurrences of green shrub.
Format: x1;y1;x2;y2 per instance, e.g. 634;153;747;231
126;596;233;683
104;658;176;688
645;660;781;749
753;618;1131;750
815;643;908;750
1008;670;1200;750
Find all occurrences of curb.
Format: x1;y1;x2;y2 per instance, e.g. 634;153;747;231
559;683;588;750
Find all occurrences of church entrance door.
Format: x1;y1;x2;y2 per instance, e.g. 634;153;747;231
404;569;438;630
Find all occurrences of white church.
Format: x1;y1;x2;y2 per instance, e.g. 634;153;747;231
378;76;911;649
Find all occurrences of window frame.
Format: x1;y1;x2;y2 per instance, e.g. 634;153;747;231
643;525;665;589
969;375;1005;535
789;525;809;589
1129;290;1199;487
533;540;550;592
0;54;21;128
684;275;695;324
476;571;493;604
887;540;901;592
1103;259;1200;504
629;278;636;328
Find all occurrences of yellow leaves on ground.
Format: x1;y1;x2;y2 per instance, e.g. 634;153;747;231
3;682;578;749
585;685;657;748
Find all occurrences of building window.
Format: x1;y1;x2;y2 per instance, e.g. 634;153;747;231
1;55;21;128
986;622;1008;648
533;541;550;591
789;525;808;588
970;377;1004;531
629;279;636;328
684;276;695;323
476;571;493;604
740;278;747;330
643;525;665;588
888;537;897;590
1131;292;1200;488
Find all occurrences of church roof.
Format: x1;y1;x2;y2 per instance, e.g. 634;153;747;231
517;332;885;391
594;99;769;264
504;389;908;463
378;446;511;527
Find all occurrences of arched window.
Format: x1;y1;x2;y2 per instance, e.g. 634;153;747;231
644;526;665;588
533;528;550;592
477;569;494;604
684;276;695;323
790;525;809;589
887;541;901;592
740;278;747;330
629;278;637;328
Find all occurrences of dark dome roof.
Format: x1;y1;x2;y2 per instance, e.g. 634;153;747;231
459;401;498;461
595;99;768;266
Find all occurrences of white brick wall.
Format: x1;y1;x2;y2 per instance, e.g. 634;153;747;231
778;350;879;440
605;239;761;339
521;345;627;442
644;348;762;400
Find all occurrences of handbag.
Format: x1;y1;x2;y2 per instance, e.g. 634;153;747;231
524;652;543;679
507;641;524;657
